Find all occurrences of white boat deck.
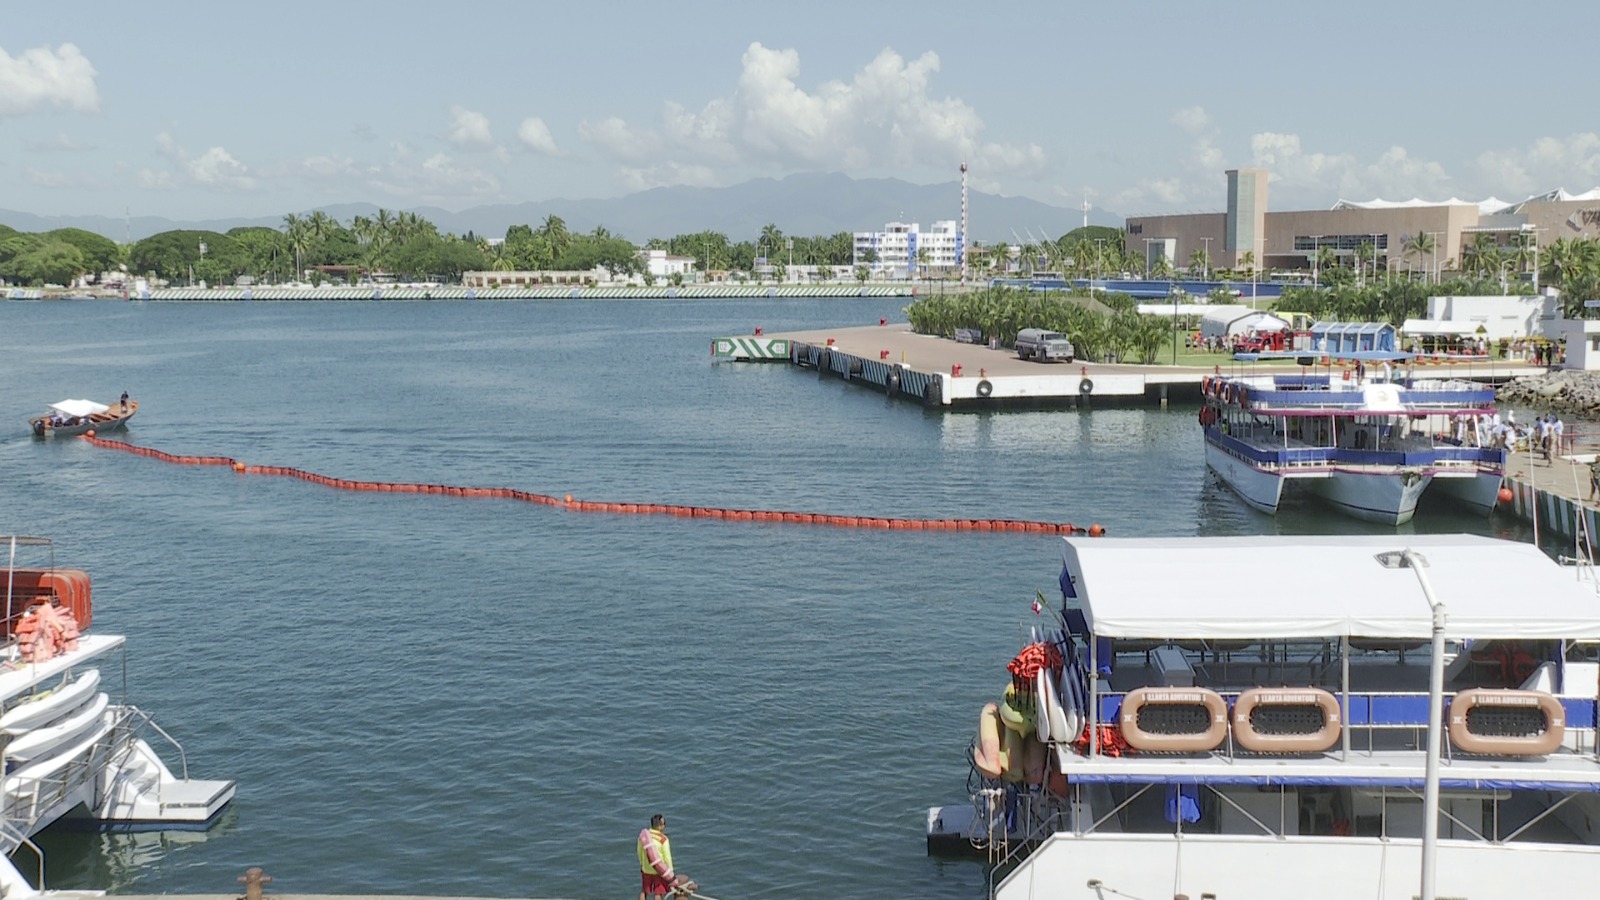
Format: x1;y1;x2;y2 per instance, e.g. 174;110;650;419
0;634;123;699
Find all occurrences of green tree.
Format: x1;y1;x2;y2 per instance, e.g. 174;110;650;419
0;236;84;285
44;228;122;279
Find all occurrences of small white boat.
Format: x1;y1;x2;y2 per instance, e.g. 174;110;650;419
28;397;138;437
0;668;101;734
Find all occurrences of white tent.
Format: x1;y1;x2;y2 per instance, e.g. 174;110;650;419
1060;535;1600;641
1199;307;1289;342
49;399;109;417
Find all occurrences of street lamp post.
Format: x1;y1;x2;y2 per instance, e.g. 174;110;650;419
1426;231;1444;285
1310;235;1323;288
1374;549;1447;900
1522;223;1540;294
1201;236;1212;281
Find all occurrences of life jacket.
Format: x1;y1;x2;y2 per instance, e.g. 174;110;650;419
637;827;672;876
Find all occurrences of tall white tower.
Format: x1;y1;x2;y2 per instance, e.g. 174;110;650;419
1082;191;1090;230
960;161;969;287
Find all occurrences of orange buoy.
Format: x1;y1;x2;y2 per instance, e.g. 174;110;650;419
232;462;245;472
85;430;95;438
1088;524;1106;537
1498;487;1514;504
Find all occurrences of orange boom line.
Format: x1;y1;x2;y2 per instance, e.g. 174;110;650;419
79;434;1105;536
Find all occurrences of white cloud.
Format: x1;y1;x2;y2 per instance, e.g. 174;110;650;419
0;43;99;116
618;162;719;192
516;117;559;155
365;152;499;202
578;116;661;164
448;105;495;149
25;168;75;188
146;131;257;191
579;42;1043;188
1473;133;1600;199
1171;106;1210;135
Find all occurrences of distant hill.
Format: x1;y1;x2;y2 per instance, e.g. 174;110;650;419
0;172;1121;244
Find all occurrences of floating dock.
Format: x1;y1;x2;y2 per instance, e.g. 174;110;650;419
717;323;1529;409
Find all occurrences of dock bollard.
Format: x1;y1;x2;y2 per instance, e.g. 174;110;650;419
952;364;963;377
238;867;272;900
880;350;890;360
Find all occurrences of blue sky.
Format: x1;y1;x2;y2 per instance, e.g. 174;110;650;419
4;1;1597;225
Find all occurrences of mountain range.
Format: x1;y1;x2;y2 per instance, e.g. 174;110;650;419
0;173;1121;245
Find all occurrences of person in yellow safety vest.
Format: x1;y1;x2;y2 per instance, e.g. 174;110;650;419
637;814;692;899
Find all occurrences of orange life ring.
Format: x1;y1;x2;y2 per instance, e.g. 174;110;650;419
1448;689;1565;756
1119;687;1228;753
1231;687;1342;753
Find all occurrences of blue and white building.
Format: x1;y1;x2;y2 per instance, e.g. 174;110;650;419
853;220;963;279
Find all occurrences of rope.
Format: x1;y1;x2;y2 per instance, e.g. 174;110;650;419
77;435;1107;536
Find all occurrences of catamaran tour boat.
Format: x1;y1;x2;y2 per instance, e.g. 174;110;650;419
929;534;1600;899
0;535;233;897
1198;355;1506;524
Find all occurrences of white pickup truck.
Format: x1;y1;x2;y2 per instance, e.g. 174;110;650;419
1015;328;1075;362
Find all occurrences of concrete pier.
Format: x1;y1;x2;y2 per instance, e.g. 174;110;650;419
738;323;1529;409
1502;447;1600;549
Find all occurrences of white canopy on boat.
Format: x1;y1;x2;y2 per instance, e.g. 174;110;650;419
1061;535;1600;641
49;399;109;417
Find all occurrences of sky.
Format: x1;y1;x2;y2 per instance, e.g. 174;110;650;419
4;1;1599;226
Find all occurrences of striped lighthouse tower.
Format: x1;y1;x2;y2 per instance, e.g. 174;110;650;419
960;161;968;288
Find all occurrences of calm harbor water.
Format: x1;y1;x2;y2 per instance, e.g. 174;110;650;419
0;298;1530;898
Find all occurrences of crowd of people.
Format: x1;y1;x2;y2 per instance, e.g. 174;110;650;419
1479;410;1567;458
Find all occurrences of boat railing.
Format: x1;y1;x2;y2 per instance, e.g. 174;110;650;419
116;704;189;780
0;820;44;891
1;732;119;836
1083;687;1598;761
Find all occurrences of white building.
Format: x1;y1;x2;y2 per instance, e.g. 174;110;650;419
1402;294;1561;343
853;220;964;279
639;249;698;280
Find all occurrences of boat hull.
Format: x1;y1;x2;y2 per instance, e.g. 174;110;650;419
1308;468;1430;525
1427;469;1504;516
1203;439;1286;514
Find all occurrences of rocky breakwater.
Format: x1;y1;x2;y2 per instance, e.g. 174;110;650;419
1497;370;1600;418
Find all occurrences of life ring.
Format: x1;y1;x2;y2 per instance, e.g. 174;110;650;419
1119;687;1228;753
1448;689;1565;756
1078;378;1094;395
976;379;994;398
1231;687;1342;753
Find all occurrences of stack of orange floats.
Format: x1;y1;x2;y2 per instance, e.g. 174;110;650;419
15;602;82;663
78;435;1107;536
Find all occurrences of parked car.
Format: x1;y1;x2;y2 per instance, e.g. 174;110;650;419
1015;328;1075;362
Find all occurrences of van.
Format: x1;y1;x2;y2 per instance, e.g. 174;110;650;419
1015;328;1075;363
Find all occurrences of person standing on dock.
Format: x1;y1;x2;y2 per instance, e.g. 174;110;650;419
638;814;693;899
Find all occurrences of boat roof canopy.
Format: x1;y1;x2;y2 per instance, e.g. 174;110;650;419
1061;535;1600;641
49;399;109;417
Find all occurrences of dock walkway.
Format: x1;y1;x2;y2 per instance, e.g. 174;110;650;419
735;323;1532;409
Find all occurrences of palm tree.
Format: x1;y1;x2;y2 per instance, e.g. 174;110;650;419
1239;250;1256;282
1403;231;1435;282
281;214;310;282
1188;247;1209;280
539;215;571;260
915;246;932;284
